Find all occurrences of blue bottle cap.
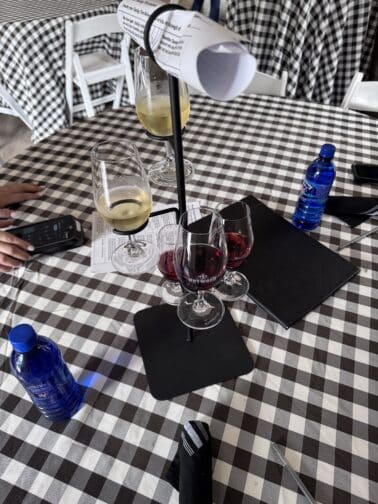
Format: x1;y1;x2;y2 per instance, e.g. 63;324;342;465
319;143;336;159
8;324;38;353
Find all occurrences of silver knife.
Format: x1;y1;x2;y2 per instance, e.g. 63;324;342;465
336;224;378;251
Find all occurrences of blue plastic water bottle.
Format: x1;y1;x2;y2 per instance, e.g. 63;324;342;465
9;324;83;422
292;144;336;231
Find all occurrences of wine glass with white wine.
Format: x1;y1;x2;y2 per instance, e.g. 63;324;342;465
134;46;193;187
91;141;158;275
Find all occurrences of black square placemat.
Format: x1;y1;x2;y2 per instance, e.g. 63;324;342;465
134;305;254;400
238;195;359;328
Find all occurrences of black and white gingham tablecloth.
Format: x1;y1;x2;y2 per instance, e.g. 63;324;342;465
0;95;377;503
226;0;378;106
0;1;126;143
0;0;118;23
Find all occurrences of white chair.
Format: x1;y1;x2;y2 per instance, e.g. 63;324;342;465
341;72;378;112
244;70;288;97
189;70;288;98
65;14;135;125
0;84;33;129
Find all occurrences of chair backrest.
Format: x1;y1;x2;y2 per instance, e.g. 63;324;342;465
341;72;378;112
174;0;227;23
244;70;288;97
0;84;32;129
341;72;363;109
66;13;123;45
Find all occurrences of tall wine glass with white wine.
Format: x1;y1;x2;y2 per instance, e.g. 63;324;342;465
91;141;158;275
134;47;193;187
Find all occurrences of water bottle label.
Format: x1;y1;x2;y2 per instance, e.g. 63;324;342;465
27;377;73;399
25;366;76;407
302;177;330;199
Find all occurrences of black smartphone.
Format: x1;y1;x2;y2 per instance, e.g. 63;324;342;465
352;163;378;183
8;215;85;255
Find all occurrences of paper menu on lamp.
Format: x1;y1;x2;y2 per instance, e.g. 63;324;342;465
90;201;200;274
117;0;256;100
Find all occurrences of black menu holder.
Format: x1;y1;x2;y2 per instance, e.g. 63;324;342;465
238;195;359;328
134;305;254;400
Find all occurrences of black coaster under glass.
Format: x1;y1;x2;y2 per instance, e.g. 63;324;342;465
134;304;254;400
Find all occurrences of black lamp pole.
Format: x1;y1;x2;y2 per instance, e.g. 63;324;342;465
168;75;187;216
144;3;191;340
143;3;187;217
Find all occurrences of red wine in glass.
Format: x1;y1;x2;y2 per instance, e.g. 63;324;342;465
158;250;178;282
175;206;227;330
225;232;252;269
177;244;226;292
157;224;182;305
215;201;254;301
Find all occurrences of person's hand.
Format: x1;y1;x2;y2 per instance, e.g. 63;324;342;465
0;183;44;272
0;231;34;273
0;182;44;224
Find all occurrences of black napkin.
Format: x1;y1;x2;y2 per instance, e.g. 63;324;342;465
165;421;213;504
325;196;378;227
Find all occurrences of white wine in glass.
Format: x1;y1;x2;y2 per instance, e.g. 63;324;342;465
92;141;158;275
96;184;152;233
136;94;190;137
134;47;193;187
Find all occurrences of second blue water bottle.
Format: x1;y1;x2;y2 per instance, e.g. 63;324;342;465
9;324;83;422
292;143;336;231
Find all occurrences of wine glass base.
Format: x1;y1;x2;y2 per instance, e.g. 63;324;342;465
214;272;250;301
177;291;225;330
161;280;183;306
148;158;193;187
111;240;159;275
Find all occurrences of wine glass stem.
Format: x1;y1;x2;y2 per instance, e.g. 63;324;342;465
165;139;174;162
223;270;236;285
126;235;143;257
192;291;210;314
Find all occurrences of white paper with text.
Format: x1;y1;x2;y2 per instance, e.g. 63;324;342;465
90;201;200;274
117;0;256;100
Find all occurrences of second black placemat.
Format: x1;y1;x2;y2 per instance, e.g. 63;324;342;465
237;195;359;328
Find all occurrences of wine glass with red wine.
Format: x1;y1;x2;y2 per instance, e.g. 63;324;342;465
214;201;253;301
174;206;228;330
157;224;183;305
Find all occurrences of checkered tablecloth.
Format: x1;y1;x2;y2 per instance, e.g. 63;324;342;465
0;95;377;503
226;0;378;106
0;0;118;23
0;1;127;143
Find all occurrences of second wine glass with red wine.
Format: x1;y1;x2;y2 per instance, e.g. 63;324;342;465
157;224;183;305
214;201;254;301
174;206;228;330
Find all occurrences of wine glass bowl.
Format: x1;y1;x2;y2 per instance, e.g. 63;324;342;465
134;47;193;187
224;231;252;269
174;206;227;330
157;224;183;305
215;201;254;301
91;141;158;275
135;84;190;138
